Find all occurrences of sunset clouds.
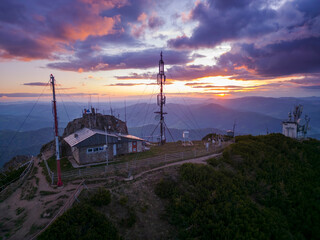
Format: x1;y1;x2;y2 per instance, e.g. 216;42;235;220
0;0;319;99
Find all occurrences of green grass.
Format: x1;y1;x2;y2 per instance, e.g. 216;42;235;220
40;156;73;184
46;156;73;172
114;141;206;162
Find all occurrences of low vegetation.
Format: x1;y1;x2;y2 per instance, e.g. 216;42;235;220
15;207;25;215
38;204;120;240
156;134;320;239
89;187;111;207
45;156;73;172
114;141;207;162
20;182;37;200
0;165;27;191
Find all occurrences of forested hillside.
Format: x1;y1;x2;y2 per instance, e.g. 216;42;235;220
156;134;320;239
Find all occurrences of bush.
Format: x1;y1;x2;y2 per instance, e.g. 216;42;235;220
154;178;177;199
90;187;111;207
157;135;320;239
38;204;120;240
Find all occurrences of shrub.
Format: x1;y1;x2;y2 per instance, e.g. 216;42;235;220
155;178;176;199
38;204;120;240
90;187;111;207
157;135;320;239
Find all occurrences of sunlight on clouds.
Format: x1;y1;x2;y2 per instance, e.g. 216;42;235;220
191;44;232;66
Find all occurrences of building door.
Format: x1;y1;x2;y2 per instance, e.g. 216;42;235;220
132;141;137;152
113;144;117;156
128;142;132;153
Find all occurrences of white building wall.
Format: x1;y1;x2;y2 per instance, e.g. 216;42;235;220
282;122;297;138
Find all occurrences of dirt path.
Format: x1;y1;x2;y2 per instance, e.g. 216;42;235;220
134;152;221;179
0;157;81;240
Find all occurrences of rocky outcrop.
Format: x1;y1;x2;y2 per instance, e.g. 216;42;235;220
3;155;30;171
62;112;128;137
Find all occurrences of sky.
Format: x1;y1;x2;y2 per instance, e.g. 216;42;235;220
0;0;320;102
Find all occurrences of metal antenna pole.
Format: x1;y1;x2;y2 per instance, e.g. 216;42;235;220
155;52;167;145
50;74;63;187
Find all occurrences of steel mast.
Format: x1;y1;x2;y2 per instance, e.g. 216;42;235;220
50;74;63;187
155;52;167;145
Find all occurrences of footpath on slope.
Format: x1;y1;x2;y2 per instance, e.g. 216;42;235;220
133;152;221;179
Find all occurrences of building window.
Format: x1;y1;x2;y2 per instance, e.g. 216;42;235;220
87;146;106;154
87;148;93;153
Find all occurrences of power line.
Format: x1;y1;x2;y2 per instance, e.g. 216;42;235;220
0;80;50;164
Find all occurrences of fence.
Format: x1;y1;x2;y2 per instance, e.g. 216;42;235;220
43;158;55;185
46;143;228;183
0;159;34;201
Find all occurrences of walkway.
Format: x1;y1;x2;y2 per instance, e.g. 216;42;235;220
134;152;221;179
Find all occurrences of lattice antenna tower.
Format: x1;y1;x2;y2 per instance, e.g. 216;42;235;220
155;52;167;145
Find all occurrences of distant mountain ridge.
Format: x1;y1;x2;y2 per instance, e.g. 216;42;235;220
1;96;319;167
128;124;225;142
0;128;57;167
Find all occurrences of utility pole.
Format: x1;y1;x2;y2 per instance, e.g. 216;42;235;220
155;52;167;145
50;74;63;187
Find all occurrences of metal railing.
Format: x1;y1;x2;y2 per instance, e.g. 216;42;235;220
46;143;227;182
0;159;34;200
43;158;54;185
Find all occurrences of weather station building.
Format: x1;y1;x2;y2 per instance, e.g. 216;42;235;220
64;128;144;165
63;107;145;165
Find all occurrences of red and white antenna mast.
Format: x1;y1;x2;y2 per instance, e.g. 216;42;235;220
50;74;63;187
155;52;167;145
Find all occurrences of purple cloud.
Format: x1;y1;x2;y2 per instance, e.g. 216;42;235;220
218;37;320;77
168;0;277;49
23;82;48;86
148;15;165;29
0;0;142;60
0;92;97;98
106;83;144;86
166;0;320;80
47;49;193;72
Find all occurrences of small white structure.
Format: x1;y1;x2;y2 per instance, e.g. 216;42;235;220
183;131;189;140
282;121;297;138
182;130;193;146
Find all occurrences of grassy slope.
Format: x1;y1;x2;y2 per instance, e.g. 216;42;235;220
156;134;320;239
